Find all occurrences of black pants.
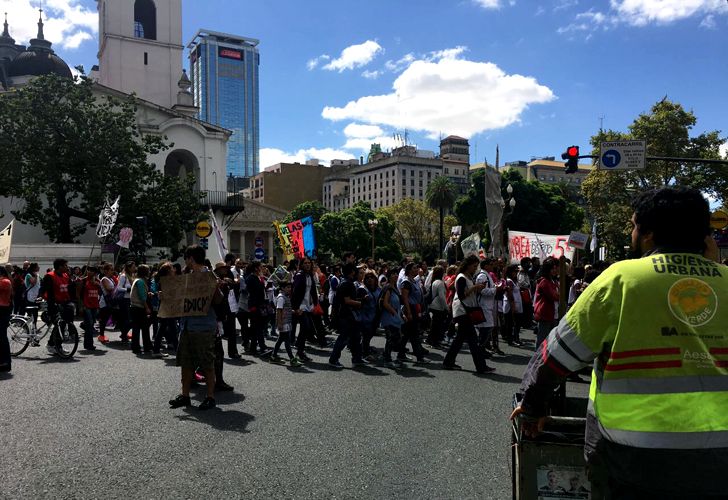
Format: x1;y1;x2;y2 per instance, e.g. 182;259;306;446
130;307;152;353
329;317;363;363
48;302;78;347
444;315;488;372
222;313;238;356
383;325;401;362
360;321;376;356
273;329;294;359
294;312;314;354
237;310;250;348
0;305;11;370
153;317;178;353
214;336;225;383
248;311;267;353
400;319;425;360
426;309;448;345
117;298;131;337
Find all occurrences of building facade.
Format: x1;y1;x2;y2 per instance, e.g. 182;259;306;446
188;29;260;179
96;0;183;110
323;137;470;212
245;160;353;212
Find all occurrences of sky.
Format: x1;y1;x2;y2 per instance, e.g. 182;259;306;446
3;0;728;169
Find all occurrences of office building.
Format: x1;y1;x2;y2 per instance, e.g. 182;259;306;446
188;29;260;178
323;137;470;212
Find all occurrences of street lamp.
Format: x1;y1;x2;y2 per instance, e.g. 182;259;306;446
368;218;379;259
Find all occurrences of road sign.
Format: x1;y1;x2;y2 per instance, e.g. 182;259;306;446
710;210;728;230
199;237;209;250
254;248;265;260
255;236;264;248
600;140;646;170
195;221;212;238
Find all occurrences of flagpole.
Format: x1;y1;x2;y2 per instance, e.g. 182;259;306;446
86;240;97;268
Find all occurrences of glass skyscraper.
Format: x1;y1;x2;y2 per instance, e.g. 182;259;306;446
188;29;260;179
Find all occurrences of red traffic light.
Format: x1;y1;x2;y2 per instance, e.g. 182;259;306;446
567;146;579;158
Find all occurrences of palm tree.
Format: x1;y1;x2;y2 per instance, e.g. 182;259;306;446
426;176;458;255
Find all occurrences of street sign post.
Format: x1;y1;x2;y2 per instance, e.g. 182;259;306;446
255;236;264;248
254;247;265;260
710;210;728;230
600;140;646;170
195;221;212;238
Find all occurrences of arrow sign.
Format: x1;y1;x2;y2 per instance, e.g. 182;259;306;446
600;141;646;170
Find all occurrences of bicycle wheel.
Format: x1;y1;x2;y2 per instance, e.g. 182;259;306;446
54;320;79;359
8;317;31;356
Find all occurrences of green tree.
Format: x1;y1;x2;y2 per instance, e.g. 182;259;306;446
582;99;725;254
316;202;401;262
283;200;328;224
426;175;458;253
454;169;585;245
0;73;201;249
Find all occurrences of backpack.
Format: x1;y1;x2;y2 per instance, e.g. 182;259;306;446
424;282;434;306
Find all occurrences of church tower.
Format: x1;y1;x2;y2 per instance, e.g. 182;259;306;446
96;0;183;109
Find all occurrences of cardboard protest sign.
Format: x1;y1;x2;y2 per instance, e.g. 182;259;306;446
568;231;589;250
460;233;481;258
158;272;219;319
508;230;575;264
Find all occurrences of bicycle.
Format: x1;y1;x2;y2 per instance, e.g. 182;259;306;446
8;301;79;359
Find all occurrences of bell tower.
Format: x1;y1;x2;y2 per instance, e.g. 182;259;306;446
96;0;183;109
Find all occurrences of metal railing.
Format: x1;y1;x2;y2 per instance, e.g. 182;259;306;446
198;190;245;212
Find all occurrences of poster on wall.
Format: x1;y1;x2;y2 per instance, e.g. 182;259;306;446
508;230;576;264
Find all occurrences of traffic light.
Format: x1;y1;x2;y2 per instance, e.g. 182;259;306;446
562;145;579;174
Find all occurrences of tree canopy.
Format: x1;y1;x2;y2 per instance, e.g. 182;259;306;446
582;98;725;253
454;168;585;245
0;73;201;249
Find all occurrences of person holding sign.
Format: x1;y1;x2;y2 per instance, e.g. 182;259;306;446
169;245;222;411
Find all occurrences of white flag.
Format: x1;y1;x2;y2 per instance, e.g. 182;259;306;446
590;221;597;252
209;209;228;261
96;196;120;238
0;220;14;264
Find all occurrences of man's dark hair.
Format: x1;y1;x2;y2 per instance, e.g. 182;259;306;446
53;258;68;270
342;262;357;278
224;253;236;264
184;245;206;265
480;257;493;269
632;187;709;252
540;257;558;278
342;251;355;262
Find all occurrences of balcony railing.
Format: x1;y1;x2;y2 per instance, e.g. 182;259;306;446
198;190;245;214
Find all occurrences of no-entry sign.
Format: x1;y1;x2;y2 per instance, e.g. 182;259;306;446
710;210;728;230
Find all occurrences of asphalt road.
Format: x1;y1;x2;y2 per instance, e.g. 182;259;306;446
0;325;587;500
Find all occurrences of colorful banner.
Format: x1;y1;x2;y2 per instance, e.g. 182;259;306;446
275;221;295;261
508;230;576;264
95;196;120;239
301;216;316;259
286;219;305;259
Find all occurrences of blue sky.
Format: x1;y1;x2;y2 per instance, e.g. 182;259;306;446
4;0;728;168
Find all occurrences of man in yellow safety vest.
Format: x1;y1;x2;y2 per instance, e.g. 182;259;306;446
511;187;727;499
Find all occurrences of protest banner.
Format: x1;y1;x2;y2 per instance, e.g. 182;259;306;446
568;231;590;250
275;221;294;260
301;216;316;258
96;196;120;238
460;233;481;258
158;272;218;319
0;220;13;264
286;219;305;259
508;230;576;264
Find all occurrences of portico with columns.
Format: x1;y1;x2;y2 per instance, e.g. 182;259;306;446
224;199;286;263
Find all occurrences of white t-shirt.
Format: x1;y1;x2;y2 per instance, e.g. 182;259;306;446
475;270;496;328
568;279;583;305
300;275;313;312
503;278;523;314
276;295;291;332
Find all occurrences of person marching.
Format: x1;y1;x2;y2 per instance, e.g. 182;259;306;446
270;280;302;367
511;187;727;498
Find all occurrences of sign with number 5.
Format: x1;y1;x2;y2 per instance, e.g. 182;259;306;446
508;231;575;264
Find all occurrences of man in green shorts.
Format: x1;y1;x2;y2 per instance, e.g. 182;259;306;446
169;245;222;410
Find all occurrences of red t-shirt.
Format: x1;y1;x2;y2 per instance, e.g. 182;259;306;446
48;271;71;303
82;278;100;309
0;277;12;307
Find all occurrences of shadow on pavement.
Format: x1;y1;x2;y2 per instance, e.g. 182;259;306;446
175;406;255;433
496;354;531;366
392;366;435;379
39;356;79;364
79;349;108;356
472;372;523;383
351;364;389;376
0;371;13;380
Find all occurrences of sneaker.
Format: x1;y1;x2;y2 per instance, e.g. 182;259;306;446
443;363;462;370
269;355;285;365
169;394;191;408
83;345;97;351
352;359;368;366
98;335;109;344
198;397;216;410
46;345;57;355
152;352;169;359
364;354;377;363
328;360;344;369
392;359;404;368
477;366;497;374
397;354;412;362
494;348;506;356
415;357;429;365
383;360;395;368
290;357;303;367
299;353;312;362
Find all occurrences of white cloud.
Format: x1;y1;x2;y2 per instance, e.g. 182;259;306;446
343;136;399;151
344;123;384;139
384;53;415;73
260;147;355;169
559;0;728;37
1;0;97;51
612;0;727;27
473;0;516;9
307;55;330;71
699;14;717;28
554;0;579;11
362;69;383;79
322;40;383;72
322;47;555;140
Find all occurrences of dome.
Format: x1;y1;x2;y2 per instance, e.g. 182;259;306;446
7;48;72;78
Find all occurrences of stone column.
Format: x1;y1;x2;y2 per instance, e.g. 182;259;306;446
240;231;247;260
